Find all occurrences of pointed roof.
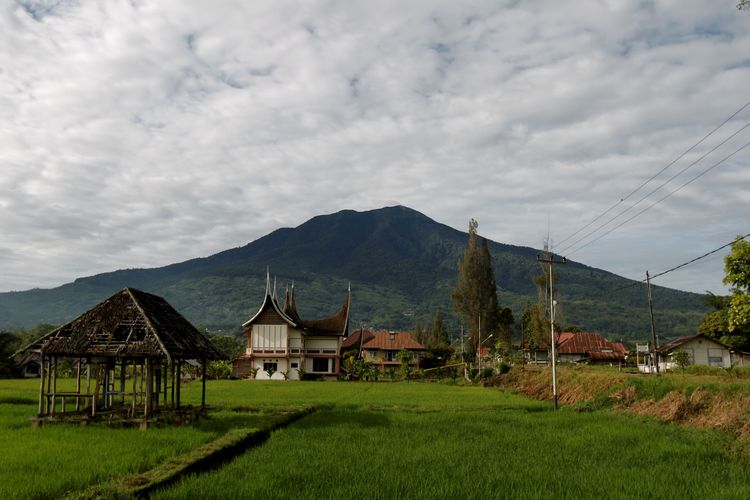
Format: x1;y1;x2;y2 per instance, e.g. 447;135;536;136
242;273;298;328
243;273;349;336
19;288;222;361
296;288;350;336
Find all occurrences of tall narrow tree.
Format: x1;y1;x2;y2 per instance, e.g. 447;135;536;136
431;309;449;347
452;219;503;358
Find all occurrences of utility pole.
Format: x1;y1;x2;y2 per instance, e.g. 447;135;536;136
537;253;566;410
646;271;660;375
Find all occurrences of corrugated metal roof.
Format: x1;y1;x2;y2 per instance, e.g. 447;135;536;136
556;331;626;361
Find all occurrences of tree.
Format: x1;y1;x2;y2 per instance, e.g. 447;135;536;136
672;350;691;375
430;309;450;348
206;360;232;380
739;0;749;11
452;219;504;359
210;334;244;361
724;236;750;332
0;332;21;378
414;321;426;346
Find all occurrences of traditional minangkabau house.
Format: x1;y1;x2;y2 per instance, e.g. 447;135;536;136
232;273;350;380
17;288;221;422
341;329;425;370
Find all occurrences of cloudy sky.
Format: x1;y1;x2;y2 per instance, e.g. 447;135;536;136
1;0;749;295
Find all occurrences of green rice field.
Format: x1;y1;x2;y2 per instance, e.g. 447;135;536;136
2;378;750;499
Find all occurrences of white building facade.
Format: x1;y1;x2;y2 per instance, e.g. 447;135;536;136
233;274;349;380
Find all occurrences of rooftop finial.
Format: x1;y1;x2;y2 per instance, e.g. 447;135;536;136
265;266;271;296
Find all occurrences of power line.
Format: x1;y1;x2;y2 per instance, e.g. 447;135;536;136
610;233;749;293
565;139;750;256
649;232;749;281
557;121;750;254
557;99;750;248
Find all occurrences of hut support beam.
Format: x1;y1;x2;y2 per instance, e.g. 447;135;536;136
201;358;207;410
75;359;82;412
37;354;45;417
176;360;181;410
144;359;150;418
51;357;57;416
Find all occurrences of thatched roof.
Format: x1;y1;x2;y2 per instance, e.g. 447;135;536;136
20;288;222;362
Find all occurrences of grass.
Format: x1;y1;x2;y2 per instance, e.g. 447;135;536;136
155;405;750;499
3;378;750;499
0;379;298;499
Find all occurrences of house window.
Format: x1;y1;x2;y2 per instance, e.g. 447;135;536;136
385;351;398;362
389;332;396;341
312;358;329;373
291;362;298;369
263;362;277;372
708;348;724;367
369;350;378;358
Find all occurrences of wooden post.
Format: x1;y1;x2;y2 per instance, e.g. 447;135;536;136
86;361;91;411
51;357;57;416
45;357;52;414
144;359;152;418
132;361;138;417
170;362;175;407
163;363;168;403
75;358;82;412
37;354;45;417
120;360;126;405
201;358;207;410
176;360;181;410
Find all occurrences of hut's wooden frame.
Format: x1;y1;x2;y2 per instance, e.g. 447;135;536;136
20;288;220;422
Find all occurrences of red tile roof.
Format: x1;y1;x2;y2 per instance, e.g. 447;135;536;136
342;330;425;351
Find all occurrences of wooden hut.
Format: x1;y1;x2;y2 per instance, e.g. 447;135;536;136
18;288;221;421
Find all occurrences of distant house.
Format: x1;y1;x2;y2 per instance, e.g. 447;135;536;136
555;332;627;365
341;330;425;370
651;334;733;372
232;273;350;380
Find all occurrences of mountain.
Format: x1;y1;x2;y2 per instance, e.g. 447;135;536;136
0;206;707;342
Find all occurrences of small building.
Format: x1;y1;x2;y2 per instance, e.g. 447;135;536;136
341;329;425;370
232;273;350;380
653;334;733;371
16;288;222;420
555;332;627;365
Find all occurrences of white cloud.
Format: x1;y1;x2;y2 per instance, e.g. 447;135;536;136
0;0;748;294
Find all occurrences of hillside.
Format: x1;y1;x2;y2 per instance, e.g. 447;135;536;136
0;206;707;342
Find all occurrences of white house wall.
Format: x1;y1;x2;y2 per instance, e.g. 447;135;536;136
253;358;303;380
251;324;288;354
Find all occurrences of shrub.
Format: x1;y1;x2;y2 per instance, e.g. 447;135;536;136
249;367;259;380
